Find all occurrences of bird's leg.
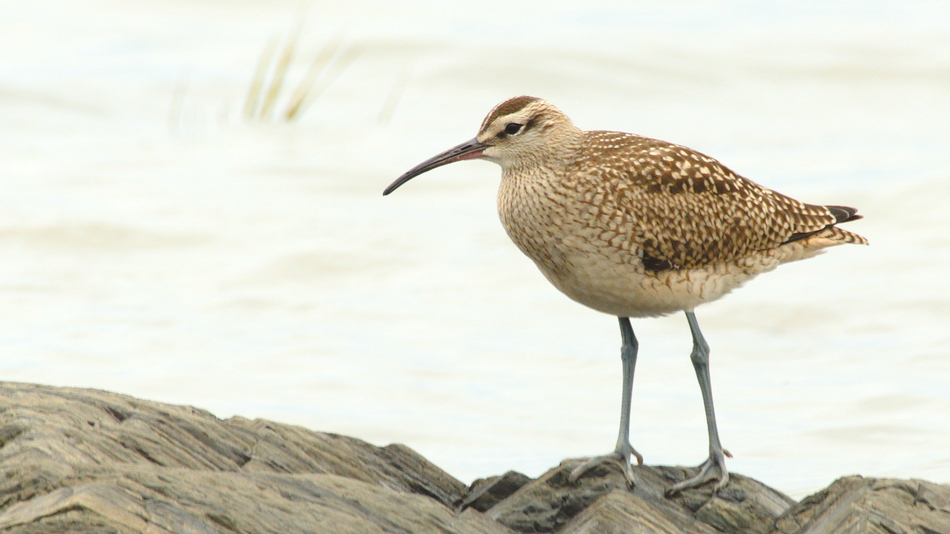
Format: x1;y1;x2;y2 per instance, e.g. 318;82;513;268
667;311;730;496
569;317;642;487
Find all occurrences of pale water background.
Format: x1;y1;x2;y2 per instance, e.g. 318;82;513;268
2;0;949;499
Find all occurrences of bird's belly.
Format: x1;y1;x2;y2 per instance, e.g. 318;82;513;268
544;254;758;317
511;231;781;318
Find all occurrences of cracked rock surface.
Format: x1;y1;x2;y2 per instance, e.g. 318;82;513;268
0;382;947;534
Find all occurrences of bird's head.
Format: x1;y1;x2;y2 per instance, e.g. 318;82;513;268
383;96;579;195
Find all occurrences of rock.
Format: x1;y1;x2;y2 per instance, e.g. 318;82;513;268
773;475;950;534
483;458;795;533
559;490;720;534
458;471;533;512
0;381;948;534
0;382;508;534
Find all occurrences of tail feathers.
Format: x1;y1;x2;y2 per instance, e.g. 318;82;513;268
826;205;863;224
819;226;868;246
784;204;866;245
777;225;868;265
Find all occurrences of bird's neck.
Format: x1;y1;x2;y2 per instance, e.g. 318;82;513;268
500;129;585;176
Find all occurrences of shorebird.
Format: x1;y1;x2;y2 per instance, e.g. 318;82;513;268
383;96;866;495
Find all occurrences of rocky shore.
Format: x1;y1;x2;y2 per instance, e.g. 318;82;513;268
0;382;946;533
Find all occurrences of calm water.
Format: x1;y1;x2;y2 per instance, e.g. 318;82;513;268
2;0;949;498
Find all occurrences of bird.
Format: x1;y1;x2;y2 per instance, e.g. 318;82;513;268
382;96;866;495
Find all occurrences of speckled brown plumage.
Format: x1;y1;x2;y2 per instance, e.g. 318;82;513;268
473;96;867;317
565;131;864;270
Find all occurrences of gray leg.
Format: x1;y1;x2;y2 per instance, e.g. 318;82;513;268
667;311;731;495
569;317;642;487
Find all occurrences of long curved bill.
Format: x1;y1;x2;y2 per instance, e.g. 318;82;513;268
383;138;489;196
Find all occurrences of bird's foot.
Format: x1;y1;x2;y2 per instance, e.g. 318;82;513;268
568;442;643;488
665;448;731;496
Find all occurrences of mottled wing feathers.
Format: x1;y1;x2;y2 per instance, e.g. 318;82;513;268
571;132;858;269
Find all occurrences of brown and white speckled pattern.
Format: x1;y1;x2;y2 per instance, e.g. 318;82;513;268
478;97;866;318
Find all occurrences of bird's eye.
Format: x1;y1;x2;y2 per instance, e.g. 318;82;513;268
505;123;523;135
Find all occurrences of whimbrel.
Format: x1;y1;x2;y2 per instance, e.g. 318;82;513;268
383;96;866;495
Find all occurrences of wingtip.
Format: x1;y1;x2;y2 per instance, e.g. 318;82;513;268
826;205;862;224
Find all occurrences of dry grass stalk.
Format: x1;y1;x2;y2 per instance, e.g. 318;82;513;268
244;36;278;119
258;24;302;120
283;43;362;121
284;34;345;121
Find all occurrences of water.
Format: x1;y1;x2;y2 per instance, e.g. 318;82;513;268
2;0;949;499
